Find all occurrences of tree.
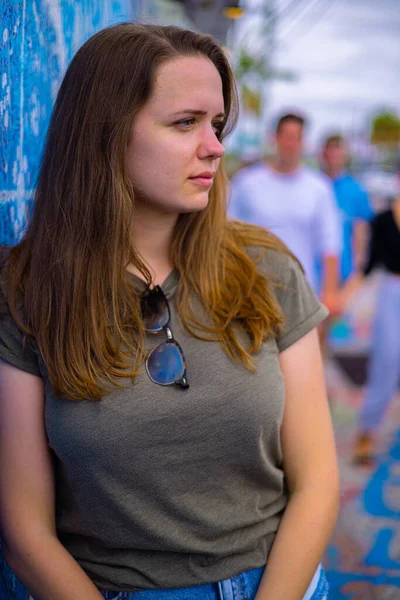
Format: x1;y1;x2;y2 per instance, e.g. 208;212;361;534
370;111;400;146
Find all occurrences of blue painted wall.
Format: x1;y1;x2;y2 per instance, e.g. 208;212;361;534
0;3;135;596
0;0;135;246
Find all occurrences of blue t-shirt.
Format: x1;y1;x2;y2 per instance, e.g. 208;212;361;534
332;173;374;281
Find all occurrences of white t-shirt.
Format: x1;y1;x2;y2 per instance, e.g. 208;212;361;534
228;163;342;292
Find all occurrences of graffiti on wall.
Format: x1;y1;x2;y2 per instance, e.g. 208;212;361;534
0;0;134;246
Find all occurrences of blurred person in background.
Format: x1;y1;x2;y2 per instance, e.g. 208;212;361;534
229;113;342;316
340;185;400;464
321;134;374;284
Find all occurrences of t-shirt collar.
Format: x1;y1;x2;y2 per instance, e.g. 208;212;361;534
126;268;179;300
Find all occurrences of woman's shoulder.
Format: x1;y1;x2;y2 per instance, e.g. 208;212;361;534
0;263;41;375
247;245;303;294
228;220;302;283
225;222;327;347
242;240;327;349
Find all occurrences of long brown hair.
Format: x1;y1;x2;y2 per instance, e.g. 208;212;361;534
2;23;292;400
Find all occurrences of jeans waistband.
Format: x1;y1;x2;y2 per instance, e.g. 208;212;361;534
100;563;328;600
101;566;264;600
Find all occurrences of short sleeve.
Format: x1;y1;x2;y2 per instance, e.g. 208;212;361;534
0;285;41;376
258;249;329;352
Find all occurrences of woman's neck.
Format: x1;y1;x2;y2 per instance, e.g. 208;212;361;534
127;207;178;286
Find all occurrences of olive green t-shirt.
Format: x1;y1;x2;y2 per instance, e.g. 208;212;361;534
0;248;328;591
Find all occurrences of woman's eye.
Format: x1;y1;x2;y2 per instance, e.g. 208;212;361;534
176;119;195;128
174;119;224;138
213;122;224;137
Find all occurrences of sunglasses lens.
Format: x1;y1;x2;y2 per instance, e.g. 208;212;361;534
141;288;169;332
147;341;185;385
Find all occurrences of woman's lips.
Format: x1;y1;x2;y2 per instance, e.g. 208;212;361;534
188;172;215;187
189;176;214;187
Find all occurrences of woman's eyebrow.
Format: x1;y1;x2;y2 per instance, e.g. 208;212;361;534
169;109;226;118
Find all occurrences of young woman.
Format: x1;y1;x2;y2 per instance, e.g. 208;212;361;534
0;23;339;600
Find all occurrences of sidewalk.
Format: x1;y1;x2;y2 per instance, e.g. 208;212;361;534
324;359;400;600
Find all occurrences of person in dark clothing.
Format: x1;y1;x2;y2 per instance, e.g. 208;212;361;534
342;194;400;464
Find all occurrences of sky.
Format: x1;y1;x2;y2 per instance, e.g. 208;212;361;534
235;0;400;150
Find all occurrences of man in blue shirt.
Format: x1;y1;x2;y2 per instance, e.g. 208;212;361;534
321;135;374;282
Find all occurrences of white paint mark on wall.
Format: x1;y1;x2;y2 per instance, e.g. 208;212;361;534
0;190;35;203
30;90;40;136
45;0;69;101
32;1;47;54
14;0;28;239
72;2;85;55
0;83;11;127
3;28;9;43
12;161;18;187
46;0;69;73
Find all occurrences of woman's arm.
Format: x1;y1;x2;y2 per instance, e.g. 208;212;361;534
0;361;103;600
255;329;340;600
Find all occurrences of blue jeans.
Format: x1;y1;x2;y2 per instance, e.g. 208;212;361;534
359;273;400;432
100;563;328;600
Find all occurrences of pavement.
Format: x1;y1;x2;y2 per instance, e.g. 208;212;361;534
324;357;400;600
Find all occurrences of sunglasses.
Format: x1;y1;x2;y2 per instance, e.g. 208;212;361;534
140;285;189;389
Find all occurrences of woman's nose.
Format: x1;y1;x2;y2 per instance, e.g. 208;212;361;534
197;126;225;160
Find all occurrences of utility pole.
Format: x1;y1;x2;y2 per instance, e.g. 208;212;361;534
227;0;281;161
182;0;236;45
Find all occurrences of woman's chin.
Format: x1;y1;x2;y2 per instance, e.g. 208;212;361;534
181;192;210;213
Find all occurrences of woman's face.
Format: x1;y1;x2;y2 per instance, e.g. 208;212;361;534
125;55;226;215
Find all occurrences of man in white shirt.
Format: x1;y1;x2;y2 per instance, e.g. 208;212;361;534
229;113;342;314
